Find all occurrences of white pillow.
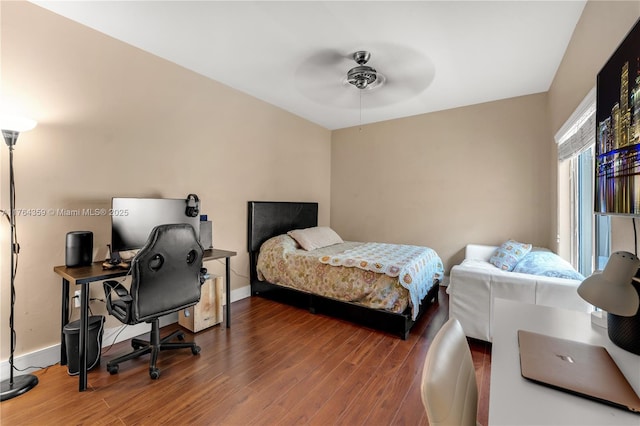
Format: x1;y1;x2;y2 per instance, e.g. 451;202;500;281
287;227;344;251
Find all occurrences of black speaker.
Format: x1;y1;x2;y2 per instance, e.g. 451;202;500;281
608;280;640;355
65;231;93;267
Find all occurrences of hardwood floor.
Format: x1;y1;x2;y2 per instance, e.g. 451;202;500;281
1;287;491;425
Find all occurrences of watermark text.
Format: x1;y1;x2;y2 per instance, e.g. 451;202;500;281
11;208;129;217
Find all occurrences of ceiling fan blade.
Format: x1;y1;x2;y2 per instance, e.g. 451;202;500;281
300;49;351;67
294;42;436;110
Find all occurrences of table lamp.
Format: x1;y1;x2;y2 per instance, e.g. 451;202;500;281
578;251;640;355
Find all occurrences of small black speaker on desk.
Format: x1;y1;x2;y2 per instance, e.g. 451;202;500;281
65;231;93;267
608;279;640;355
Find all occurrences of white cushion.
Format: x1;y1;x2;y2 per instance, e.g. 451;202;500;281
287;226;344;251
464;244;498;262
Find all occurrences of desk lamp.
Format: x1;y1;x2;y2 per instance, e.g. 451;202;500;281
578;251;640;355
0;114;38;401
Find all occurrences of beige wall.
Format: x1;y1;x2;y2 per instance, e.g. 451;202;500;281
331;93;553;272
0;2;331;359
548;1;640;258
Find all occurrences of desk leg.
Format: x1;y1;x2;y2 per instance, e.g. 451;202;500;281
60;278;70;366
225;257;231;328
78;284;89;392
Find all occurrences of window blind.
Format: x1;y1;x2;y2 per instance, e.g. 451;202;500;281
555;86;596;162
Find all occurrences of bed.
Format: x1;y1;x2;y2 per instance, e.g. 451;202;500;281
247;201;443;339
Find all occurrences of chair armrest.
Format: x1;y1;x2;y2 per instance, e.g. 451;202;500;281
103;280;132;301
103;280;133;323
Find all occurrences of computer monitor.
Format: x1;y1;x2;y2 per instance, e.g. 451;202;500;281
110;197;200;260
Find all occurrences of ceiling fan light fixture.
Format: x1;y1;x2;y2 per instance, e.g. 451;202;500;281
347;65;377;89
346;50;379;90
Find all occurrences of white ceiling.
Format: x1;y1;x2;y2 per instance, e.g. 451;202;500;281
31;1;586;130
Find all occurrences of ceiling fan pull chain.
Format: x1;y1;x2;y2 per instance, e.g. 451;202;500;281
359;89;362;132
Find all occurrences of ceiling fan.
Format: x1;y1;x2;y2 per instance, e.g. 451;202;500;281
294;43;436;110
345;51;384;90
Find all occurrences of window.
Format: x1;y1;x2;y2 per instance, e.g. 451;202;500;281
557;87;610;275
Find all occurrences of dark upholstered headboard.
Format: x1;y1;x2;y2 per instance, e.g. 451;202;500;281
247;201;318;253
247;201;318;286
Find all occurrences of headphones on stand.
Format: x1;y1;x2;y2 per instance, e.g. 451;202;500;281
185;194;200;217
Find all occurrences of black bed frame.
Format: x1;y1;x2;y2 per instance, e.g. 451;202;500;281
247;201;440;340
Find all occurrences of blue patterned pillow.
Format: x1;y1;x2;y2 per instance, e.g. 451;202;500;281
512;251;585;280
489;240;532;271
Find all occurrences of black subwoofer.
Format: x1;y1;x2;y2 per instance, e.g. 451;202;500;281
65;231;93;267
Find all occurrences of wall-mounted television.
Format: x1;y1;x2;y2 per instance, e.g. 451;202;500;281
595;19;640;216
111;197;200;259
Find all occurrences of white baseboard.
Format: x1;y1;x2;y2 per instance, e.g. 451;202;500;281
440;274;450;286
1;285;251;379
230;283;252;302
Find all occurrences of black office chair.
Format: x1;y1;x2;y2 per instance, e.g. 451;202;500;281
103;223;207;379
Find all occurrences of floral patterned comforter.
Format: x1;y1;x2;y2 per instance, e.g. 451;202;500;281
318;242;444;319
257;235;443;319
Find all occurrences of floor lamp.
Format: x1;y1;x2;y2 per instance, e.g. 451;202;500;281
0;115;38;401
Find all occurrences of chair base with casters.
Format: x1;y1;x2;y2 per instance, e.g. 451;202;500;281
106;317;201;379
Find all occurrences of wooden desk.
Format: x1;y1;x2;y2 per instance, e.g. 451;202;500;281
489;298;640;425
53;248;236;392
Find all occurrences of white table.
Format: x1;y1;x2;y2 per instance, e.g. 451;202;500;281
489;298;640;425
